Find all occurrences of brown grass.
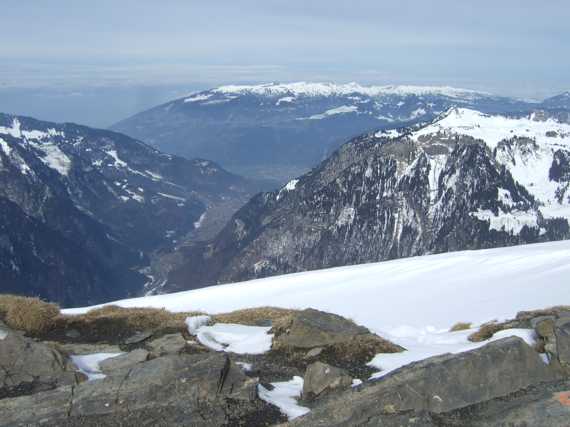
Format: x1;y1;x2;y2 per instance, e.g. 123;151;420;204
57;305;206;338
468;321;506;342
0;294;60;334
449;322;472;332
213;307;296;326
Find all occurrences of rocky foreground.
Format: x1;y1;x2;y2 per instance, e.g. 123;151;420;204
1;302;570;426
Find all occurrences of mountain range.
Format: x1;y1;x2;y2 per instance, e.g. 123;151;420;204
162;108;570;293
111;82;569;182
0;113;260;306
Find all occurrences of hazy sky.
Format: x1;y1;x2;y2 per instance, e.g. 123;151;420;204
1;0;569;126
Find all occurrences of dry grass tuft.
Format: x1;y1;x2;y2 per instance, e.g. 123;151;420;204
213;307;296;326
449;322;472;332
62;305;205;331
0;294;60;334
468;321;506;342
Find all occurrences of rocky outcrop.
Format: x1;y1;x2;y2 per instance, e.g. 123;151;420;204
0;327;78;399
270;309;403;377
0;353;275;427
291;337;561;426
533;313;570;373
302;362;352;401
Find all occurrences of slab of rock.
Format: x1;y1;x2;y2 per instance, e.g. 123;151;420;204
0;327;77;399
302;362;352;400
270;309;403;377
55;343;122;356
124;330;153;345
290;337;560;426
555;317;570;371
146;333;187;356
0;353;275;426
99;349;149;373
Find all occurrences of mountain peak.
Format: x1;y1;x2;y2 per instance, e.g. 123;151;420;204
206;82;491;100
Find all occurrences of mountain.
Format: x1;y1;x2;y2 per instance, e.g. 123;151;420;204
162;108;570;292
111;82;536;183
0;113;260;306
542;91;570;110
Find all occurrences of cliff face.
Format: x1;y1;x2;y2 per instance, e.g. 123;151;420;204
166;109;570;291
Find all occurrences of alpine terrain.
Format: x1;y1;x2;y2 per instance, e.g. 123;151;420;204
164;108;570;292
0;113;261;306
111;82;543;182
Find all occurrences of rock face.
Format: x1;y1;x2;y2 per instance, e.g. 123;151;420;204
0;113;261;305
167;108;570;291
291;337;561;426
302;362;352;401
146;333;187;356
0;353;269;426
0;328;77;399
99;349;149;373
111;82;543;183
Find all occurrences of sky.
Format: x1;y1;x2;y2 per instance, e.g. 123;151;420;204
1;0;569;127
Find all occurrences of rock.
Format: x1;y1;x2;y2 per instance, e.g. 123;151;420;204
555;317;570;371
99;349;149;373
146;333;187;356
289;337;560;426
0;327;77;399
304;347;324;360
272;309;370;350
64;329;81;339
302;362;352;400
0;353;278;426
124;330;153;345
55;343;122;355
436;379;570;427
271;309;402;376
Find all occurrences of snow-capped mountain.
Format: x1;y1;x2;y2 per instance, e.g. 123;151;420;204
163;108;570;292
0;113;260;306
111;82;537;182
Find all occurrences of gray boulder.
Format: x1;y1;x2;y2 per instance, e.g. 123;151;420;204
555;317;570;371
271;309;403;373
0;353;273;426
291;337;560;426
0;327;77;399
302;362;352;400
99;349;149;373
146;333;187;356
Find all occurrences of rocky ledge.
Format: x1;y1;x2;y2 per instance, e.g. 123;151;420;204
0;306;570;426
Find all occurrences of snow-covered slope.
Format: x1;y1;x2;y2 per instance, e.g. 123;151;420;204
112;82;537;182
64;240;570;330
64;241;570;381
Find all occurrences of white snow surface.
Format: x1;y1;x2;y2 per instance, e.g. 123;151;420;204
28;141;71;176
64;240;570;330
213;82;489;99
71;353;123;381
185;315;211;334
194;323;273;354
64;241;570;384
276;179;299;200
305;105;358;120
258;376;310;420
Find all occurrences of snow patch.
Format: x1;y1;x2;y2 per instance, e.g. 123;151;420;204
277;179;299;200
0;138;12;156
106;150;128;168
29;142;71;176
0;328;7;340
258;376;310;420
71;353;123;381
276;96;295;105
157;192;186;202
471;209;539;234
303;105;358;120
184;94;212;103
194;323;273;354
185;315;211;335
336;206;356;226
194;212;207;229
